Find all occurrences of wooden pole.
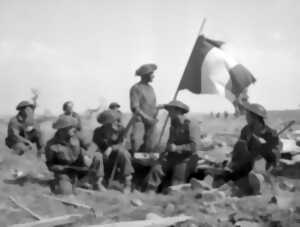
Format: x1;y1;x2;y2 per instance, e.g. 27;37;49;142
156;18;207;149
9;196;42;220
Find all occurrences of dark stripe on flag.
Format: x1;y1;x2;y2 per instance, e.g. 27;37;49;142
177;35;215;93
228;64;256;96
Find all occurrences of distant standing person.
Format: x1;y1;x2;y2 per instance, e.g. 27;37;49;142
109;102;121;112
61;101;82;131
130;63;162;154
5;101;44;157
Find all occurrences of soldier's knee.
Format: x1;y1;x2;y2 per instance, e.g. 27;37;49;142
54;174;73;195
93;152;103;161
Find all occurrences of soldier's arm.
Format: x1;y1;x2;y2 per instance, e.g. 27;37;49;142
92;129;109;153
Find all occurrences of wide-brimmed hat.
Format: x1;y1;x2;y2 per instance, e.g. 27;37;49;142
16;101;35;110
243;102;267;118
135;64;157;76
52;115;78;130
97;110;121;125
164;100;189;114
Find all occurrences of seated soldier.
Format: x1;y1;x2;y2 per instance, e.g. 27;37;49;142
45;115;104;195
143;100;201;192
5;101;44;157
93;110;134;193
216;103;281;194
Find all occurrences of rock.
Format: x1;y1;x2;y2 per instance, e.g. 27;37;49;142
164;203;176;216
235;221;262;227
130;198;143;207
146;213;162;220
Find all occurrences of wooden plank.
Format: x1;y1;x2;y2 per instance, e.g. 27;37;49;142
10;214;82;227
85;215;193;227
9;196;42;220
41;194;92;210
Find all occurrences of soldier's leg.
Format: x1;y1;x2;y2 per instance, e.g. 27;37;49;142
143;123;157;153
11;142;31;155
81;152;105;191
116;148;134;192
28;129;45;157
143;156;171;192
130;120;145;154
53;174;73;195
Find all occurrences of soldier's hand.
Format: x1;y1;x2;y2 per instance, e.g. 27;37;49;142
104;147;113;158
167;143;177;152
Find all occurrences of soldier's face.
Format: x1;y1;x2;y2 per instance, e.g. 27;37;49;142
142;73;154;83
111;119;122;131
64;103;73;114
20;106;34;118
246;111;254;125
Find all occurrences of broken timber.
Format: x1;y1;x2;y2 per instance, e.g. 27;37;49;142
9;196;42;220
41;194;92;210
85;215;193;227
10;214;82;227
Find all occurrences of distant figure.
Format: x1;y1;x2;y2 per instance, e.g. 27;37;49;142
216;112;220;118
45;115;104;195
216;103;281;195
93;110;134;193
224;111;229;119
130;63;162;154
61;101;82;131
144;100;201;192
5;101;44;157
108;102;121;112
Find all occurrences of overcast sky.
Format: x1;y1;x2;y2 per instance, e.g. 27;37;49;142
0;0;299;116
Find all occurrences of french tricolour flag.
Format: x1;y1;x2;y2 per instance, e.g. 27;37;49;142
177;35;256;102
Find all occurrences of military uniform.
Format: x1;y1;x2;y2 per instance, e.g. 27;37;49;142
60;112;82;131
93;110;134;186
46;116;103;194
144;101;201;191
226;124;280;182
5;101;44;155
130;64;158;154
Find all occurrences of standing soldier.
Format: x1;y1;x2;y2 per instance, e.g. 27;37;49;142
130;63;161;154
143;100;201;192
45;115;104;195
61;101;82;131
216;103;281;195
93;110;134;193
5;101;44;157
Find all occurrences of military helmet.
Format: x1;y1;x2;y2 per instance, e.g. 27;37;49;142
16;101;35;110
243;102;267;118
164;100;190;114
97;110;121;125
52;115;78;130
135;63;157;76
109;102;121;109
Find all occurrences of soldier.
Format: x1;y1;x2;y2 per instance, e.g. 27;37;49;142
61;101;82;131
143;100;201;192
216;103;281;194
45;115;104;195
5;101;44;157
130;63;162;154
109;102;121;112
93;110;134;193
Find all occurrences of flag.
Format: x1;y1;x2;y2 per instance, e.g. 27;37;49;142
177;35;256;102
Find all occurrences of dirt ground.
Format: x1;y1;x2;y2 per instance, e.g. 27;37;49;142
0;113;300;227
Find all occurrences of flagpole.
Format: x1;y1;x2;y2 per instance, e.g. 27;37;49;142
155;18;207;150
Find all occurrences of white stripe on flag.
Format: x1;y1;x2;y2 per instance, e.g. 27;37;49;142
201;47;230;95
